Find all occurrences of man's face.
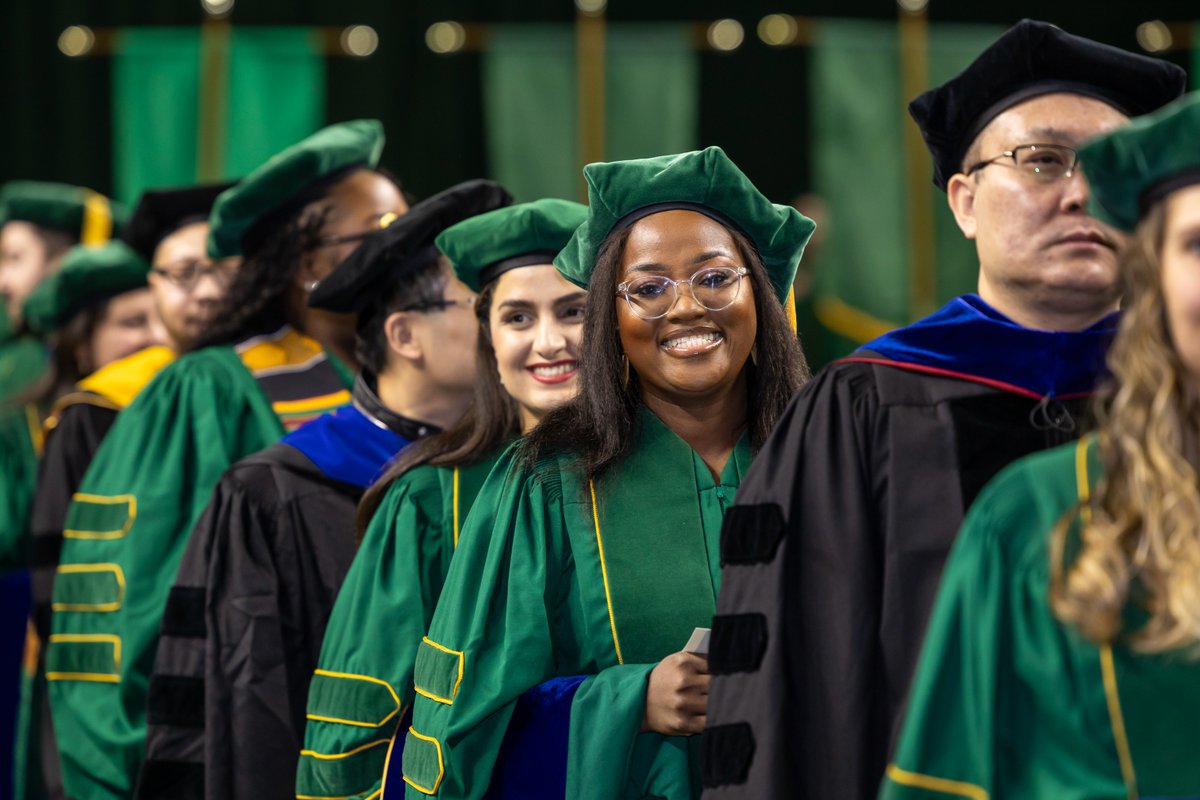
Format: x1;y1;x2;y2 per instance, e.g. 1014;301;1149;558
147;221;236;352
0;221;50;323
948;93;1129;318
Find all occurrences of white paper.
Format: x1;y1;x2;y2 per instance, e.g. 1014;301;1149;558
684;627;710;656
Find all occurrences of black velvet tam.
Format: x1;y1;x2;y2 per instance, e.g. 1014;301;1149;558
123;183;236;262
909;19;1186;190
309;179;512;313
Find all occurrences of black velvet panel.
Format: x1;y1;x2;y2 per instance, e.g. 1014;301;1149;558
146;675;205;727
719;503;785;566
700;723;756;788
160;586;206;639
710;613;768;676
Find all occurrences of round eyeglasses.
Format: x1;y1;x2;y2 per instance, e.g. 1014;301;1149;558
151;258;239;290
616;266;749;320
964;143;1078;183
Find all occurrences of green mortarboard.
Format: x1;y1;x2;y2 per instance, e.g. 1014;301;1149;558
207;119;386;259
0;181;127;245
1079;92;1200;232
436;198;588;293
22;241;150;335
123;182;237;262
554;147;815;304
308;179;513;313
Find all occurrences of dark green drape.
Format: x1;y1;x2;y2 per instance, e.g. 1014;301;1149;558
809;19;1002;358
112;27;323;204
482;23;697;202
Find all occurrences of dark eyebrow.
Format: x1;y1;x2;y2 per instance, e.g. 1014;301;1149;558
627;262;667;274
498;291;588;311
554;291;587;305
627;251;737;274
692;249;736;264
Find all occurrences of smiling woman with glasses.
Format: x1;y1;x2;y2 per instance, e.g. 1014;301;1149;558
401;147;813;800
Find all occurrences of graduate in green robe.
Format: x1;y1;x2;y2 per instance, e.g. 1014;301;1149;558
46;120;410;800
0;181;128;565
881;92;1200;800
0;185;127;800
21;185;235;800
296;197;589;800
400;148;813;800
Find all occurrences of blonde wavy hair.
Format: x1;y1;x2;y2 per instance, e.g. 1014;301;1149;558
1051;200;1200;654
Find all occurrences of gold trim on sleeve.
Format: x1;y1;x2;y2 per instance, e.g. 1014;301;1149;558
884;764;988;799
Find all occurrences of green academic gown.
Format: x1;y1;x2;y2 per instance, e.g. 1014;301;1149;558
297;454;502;800
0;318;47;568
881;436;1200;800
402;408;750;800
46;327;352;800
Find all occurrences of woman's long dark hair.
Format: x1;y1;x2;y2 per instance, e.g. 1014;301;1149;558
185;208;330;351
522;222;809;481
187;167;407;352
356;278;521;535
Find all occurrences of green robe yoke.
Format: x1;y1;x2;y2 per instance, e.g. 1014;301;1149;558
47;328;351;800
881;436;1200;800
403;408;750;800
297;454;501;800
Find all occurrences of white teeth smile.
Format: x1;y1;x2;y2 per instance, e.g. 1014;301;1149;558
663;332;722;351
532;363;577;377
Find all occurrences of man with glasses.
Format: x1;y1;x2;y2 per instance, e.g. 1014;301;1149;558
136;180;510;800
702;20;1186;800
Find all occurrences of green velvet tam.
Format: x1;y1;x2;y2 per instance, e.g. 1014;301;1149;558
1080;91;1200;232
437;198;588;292
553;146;815;304
207;119;385;259
0;181;126;243
22;241;149;335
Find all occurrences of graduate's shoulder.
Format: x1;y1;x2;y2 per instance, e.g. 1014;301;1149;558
817;350;1003;407
74;345;175;409
222;440;358;505
122;343;254;410
960;437;1088;567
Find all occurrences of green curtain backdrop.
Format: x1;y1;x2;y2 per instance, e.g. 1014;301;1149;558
113;27;324;205
810;20;1002;359
482;23;697;202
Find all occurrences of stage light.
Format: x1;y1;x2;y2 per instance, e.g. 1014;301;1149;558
426;21;466;54
708;19;744;52
575;0;607;15
758;14;798;46
1136;20;1172;53
341;25;379;57
897;0;929;12
200;0;235;18
58;26;95;57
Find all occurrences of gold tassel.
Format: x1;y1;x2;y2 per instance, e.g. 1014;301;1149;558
622;354;630;387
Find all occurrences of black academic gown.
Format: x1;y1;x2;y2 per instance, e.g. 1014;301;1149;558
136;374;431;800
27;402;116;800
701;295;1118;800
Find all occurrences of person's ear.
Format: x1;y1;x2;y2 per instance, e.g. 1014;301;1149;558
384;310;423;363
946;172;978;240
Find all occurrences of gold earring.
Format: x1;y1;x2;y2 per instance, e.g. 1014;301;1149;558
750;343;758;366
622;354;630;387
